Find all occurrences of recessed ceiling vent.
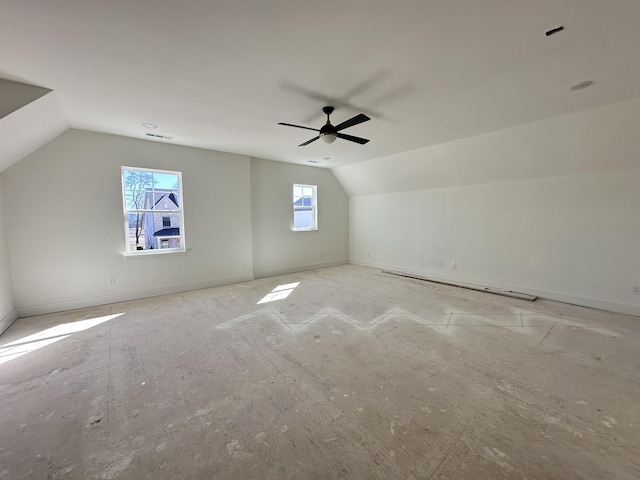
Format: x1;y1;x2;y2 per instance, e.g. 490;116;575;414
570;80;594;91
545;25;564;36
145;133;174;140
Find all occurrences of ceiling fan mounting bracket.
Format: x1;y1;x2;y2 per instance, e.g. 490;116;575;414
322;106;334;116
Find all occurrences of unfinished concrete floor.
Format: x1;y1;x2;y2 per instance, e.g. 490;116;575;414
1;265;639;479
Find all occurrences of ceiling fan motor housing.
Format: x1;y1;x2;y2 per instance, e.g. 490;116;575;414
320;123;336;135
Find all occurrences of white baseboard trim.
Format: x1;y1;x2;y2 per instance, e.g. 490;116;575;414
0;308;18;335
254;259;348;279
15;274;255;318
350;260;640;318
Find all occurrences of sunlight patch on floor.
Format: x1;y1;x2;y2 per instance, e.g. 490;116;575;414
0;313;124;365
257;282;300;304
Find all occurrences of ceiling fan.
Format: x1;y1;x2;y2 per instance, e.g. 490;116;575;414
278;106;370;146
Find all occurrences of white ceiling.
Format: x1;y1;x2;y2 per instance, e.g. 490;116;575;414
1;0;640;169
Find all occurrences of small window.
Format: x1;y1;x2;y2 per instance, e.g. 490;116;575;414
293;183;317;231
122;167;185;254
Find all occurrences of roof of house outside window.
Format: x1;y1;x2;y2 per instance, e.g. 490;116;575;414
153;227;180;237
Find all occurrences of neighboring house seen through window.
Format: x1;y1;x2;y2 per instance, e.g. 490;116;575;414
122;167;185;254
293;183;317;231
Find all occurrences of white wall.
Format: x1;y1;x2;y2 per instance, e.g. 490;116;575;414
348;170;640;317
250;157;349;278
0;178;16;333
339;97;640;317
3;129;254;316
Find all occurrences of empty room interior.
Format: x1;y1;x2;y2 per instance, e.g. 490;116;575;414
1;1;640;479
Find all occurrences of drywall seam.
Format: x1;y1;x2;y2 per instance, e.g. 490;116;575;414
0;308;17;336
351;260;640;318
254;259;348;279
16;274;254;318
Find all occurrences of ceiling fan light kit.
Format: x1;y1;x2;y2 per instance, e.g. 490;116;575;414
279;106;370;146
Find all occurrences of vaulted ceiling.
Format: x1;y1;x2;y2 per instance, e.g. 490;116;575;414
1;0;640;172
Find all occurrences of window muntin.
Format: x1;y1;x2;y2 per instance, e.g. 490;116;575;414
122;167;185;254
293;183;317;231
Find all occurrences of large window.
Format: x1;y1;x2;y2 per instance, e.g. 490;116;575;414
293;183;317;231
122;167;185;254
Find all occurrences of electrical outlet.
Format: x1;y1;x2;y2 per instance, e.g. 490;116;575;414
633;286;640;295
107;277;116;286
451;262;456;269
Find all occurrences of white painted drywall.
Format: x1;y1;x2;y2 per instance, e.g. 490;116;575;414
349;169;640;316
3;130;254;316
0;92;68;173
0;177;17;333
338;97;640;316
250;157;349;278
333;97;640;196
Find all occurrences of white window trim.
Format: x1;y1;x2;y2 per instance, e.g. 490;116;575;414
292;183;318;232
121;166;186;256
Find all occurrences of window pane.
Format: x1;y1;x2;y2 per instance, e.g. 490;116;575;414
294;209;315;229
153;173;179;190
123;170;155;210
127;213;147;252
152;191;180;211
145;212;182;249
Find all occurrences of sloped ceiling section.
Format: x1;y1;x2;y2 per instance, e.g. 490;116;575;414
333;97;640;196
0;80;68;173
0;78;50;119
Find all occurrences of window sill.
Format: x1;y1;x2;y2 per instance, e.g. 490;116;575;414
124;249;189;260
292;228;318;232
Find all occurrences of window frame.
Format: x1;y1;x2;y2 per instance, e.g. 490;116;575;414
292;183;318;231
121;166;186;255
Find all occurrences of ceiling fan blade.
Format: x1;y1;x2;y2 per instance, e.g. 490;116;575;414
336;132;370;145
334;113;370;132
278;122;320;132
299;136;320;146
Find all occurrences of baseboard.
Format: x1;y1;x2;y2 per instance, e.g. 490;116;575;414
0;308;18;335
254;259;348;279
15;274;255;318
350;260;640;318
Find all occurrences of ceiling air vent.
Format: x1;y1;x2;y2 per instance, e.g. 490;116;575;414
545;26;564;36
145;133;174;140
